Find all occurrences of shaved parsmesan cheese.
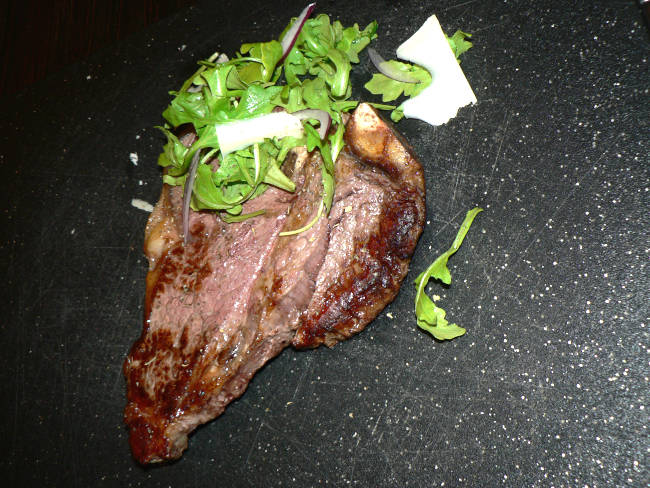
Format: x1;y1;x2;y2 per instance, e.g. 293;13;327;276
215;112;305;157
396;15;477;126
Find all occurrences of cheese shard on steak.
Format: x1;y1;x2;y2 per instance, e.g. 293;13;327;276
123;103;425;463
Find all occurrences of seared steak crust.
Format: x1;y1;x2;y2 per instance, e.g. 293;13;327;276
124;104;425;463
293;103;425;347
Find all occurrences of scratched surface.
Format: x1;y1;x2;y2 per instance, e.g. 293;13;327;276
1;0;648;486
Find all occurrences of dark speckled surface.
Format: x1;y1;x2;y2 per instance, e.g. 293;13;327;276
1;0;648;486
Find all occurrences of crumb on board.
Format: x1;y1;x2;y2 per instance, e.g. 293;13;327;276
129;152;139;165
131;198;154;212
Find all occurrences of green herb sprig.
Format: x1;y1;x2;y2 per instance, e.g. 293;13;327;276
414;207;482;340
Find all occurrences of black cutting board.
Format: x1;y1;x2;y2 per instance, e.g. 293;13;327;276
1;1;648;486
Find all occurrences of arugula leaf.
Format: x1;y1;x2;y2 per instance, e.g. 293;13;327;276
200;63;233;98
414;208;482;340
238;40;283;83
336;21;378;63
389;106;404;123
157;11;466;226
229;85;283;120
283;46;309;85
320;165;334;212
192;163;234;210
364;62;431;102
159;12;375;222
220;209;266;223
264;160;295;192
446;30;473;60
162;91;208;128
156;126;187;169
302;78;332;114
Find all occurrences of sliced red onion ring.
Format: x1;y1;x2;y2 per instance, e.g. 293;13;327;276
280;3;316;61
182;149;202;245
368;47;420;83
292;108;331;139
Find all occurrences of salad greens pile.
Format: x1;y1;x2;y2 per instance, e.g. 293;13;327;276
157;9;472;221
158;14;377;220
364;30;472;122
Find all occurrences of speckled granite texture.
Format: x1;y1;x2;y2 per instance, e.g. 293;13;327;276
1;0;647;486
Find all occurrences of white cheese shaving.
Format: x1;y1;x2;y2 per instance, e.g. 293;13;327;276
131;198;154;212
215;112;305;157
396;15;477;126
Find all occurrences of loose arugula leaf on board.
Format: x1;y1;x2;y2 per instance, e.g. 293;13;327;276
414;208;482;340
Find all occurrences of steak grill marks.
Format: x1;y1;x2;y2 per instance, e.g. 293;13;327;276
124;104;425;463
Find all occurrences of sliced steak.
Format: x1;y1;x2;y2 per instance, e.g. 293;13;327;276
293;103;426;348
124;103;425;463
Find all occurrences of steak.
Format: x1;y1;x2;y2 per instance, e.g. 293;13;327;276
123;103;425;463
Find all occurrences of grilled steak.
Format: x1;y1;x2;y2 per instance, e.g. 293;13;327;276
123;103;425;463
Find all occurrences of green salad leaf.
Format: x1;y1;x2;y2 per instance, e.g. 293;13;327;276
414;208;482;340
158;11;377;222
446;30;473;59
157;9;474;232
364;62;431;102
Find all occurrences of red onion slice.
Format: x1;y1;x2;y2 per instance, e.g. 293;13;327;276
292;108;331;139
182;149;202;245
368;47;420;83
280;3;316;61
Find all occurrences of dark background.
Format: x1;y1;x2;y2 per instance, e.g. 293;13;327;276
0;0;196;96
1;0;648;486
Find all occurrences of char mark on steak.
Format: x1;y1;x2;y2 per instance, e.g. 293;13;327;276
123;103;425;463
293;103;425;348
